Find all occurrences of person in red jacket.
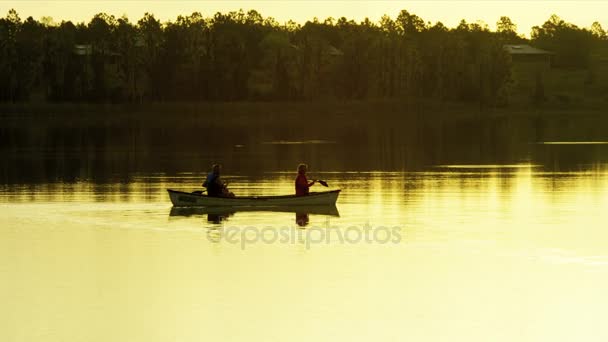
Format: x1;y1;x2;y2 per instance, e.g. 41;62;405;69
295;163;316;196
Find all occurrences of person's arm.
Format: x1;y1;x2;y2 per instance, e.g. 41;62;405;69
307;180;316;187
202;174;211;187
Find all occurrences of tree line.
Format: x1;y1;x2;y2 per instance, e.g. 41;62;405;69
0;9;606;104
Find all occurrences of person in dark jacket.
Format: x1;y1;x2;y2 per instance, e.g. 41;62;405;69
203;164;233;197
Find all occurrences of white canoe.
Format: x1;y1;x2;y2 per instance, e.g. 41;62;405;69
169;205;340;217
168;189;340;207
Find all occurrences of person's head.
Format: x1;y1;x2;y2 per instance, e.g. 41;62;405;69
297;163;308;175
212;164;221;174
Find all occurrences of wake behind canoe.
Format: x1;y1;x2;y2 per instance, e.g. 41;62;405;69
167;189;340;207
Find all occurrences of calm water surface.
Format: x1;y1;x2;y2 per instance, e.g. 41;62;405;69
3;112;608;341
2;168;608;342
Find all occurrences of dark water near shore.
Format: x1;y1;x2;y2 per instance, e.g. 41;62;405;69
2;110;608;341
3;110;608;183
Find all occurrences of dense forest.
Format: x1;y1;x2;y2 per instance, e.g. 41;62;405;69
0;8;606;105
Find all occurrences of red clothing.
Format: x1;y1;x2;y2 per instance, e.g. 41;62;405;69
295;174;310;196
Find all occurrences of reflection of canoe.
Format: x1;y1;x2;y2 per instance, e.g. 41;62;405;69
167;189;340;207
169;205;340;217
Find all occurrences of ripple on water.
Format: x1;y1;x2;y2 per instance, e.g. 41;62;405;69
434;164;542;169
537;141;608;145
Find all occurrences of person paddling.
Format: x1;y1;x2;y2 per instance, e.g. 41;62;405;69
203;164;234;197
295;163;316;196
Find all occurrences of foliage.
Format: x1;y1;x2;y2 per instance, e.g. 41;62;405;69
531;15;596;68
0;9;604;105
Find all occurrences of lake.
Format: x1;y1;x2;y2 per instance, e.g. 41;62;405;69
2;109;608;341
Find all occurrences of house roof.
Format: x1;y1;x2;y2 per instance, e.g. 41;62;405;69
73;44;92;56
287;44;344;56
504;44;552;55
325;45;344;56
73;44;122;57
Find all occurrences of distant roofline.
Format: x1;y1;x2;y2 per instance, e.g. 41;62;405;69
503;44;553;55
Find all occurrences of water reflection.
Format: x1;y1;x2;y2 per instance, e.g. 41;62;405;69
538;141;608;145
5;109;608;341
295;212;309;227
3;170;608;342
4;112;608;183
436;164;542;169
169;205;340;226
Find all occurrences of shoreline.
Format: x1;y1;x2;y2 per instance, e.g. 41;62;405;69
1;100;607;122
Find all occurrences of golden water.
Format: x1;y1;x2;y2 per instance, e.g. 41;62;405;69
2;168;608;341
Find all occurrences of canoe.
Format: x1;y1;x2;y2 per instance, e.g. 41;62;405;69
168;189;340;207
169;205;340;217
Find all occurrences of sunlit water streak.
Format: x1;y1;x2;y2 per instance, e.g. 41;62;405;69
537;141;608;145
2;170;608;342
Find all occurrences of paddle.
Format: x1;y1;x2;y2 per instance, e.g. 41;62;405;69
191;190;206;195
315;180;329;187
